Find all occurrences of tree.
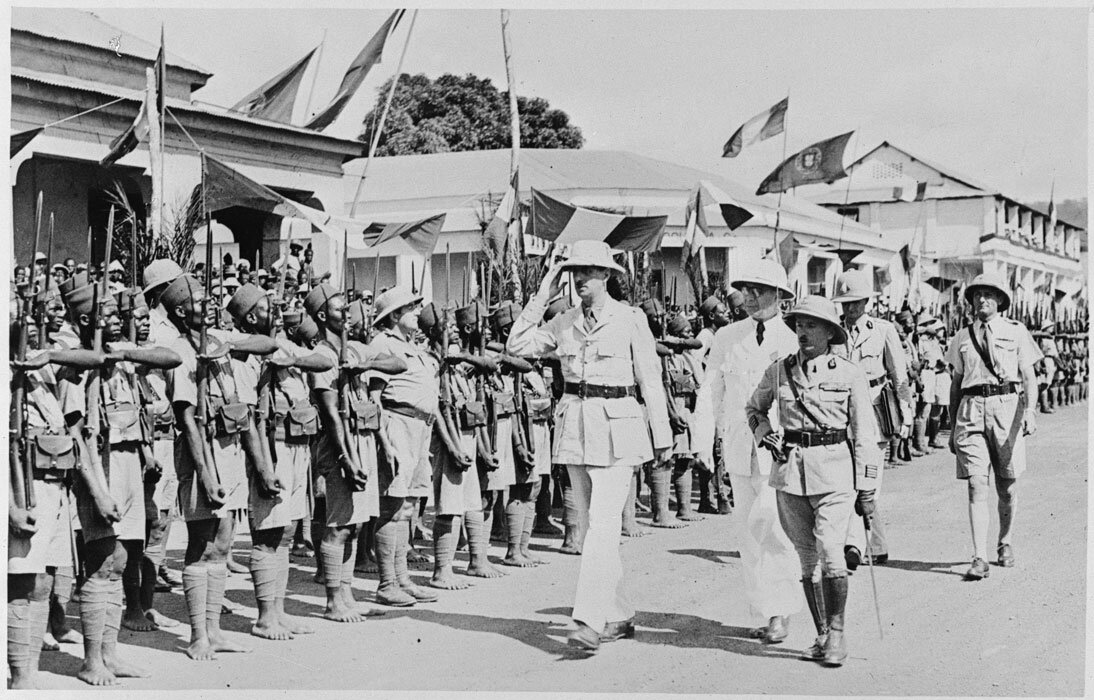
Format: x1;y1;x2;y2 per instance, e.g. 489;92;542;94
360;72;584;155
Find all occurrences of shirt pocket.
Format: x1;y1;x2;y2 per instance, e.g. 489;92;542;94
603;400;648;459
815;382;851;425
993;336;1019;373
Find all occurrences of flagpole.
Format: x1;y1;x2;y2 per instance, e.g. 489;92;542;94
349;9;418;219
500;9;525;298
301;31;327;125
158;25;166;240
771;89;790;246
834;127;861;254
146;68;163;242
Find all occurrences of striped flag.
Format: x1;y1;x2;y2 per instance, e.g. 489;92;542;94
722;97;788;158
528;189;667;253
680;188;708;269
893;179;927;202
483;169;519;258
100;98;150;166
305;9;404;130
232;47;317;123
698;180;756;230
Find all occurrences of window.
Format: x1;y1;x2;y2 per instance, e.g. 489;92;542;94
836;207;860;222
807;257;828;296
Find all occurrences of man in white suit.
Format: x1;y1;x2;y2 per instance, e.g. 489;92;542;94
696;259;803;644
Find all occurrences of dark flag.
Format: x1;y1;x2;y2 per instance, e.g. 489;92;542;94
305;10;405;130
156;26;166;117
201;155;331;232
100;99;150;166
756;131;854;195
11;127;43;157
722;97;788;158
363;213;446;258
231;47;317;123
528;188;667;253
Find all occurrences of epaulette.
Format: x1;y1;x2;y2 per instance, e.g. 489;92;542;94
785;353;798;367
865;319;874;330
828;357;838;369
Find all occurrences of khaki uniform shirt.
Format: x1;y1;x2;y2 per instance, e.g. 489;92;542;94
840;314;912;423
369;330;440;415
506;290;670;467
746;350;881;496
946;316;1041;389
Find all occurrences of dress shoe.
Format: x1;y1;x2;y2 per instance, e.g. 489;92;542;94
801;634;827;661
600;618;636;642
762;615;789;644
697;504;719;515
964;557;990;580
844;545;862;572
717;501;733;515
567;622;601;652
996;544;1015;567
872;553;888;565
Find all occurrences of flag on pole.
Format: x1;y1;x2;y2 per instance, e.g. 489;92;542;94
722;97;788;158
1048;187;1058;243
10;127;43;157
155;26;166;117
305;9;405;130
483;169;519;258
231;47;317;123
756;131;854;195
100;98;150;166
680;187;708;269
527;188;667;253
365;213;446;257
698;180;755;230
766;232;797;273
200;155;331;231
893;179;927;202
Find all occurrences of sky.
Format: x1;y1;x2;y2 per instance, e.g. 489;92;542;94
82;5;1090;203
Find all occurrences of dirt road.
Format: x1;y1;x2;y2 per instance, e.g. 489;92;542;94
37;403;1088;695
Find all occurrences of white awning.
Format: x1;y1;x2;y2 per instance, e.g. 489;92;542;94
851;248;897;269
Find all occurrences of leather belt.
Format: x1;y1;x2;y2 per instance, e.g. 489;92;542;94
869;376;888;389
563;382;636;399
962;383;1017;398
783;428;848;447
33;467;70;482
383;402;436;425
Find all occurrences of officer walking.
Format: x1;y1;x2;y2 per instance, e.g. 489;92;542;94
507;240;672;652
831;270;911;567
746;295;881;667
946;273;1040;580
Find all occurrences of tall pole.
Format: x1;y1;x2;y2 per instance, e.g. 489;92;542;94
301;31;327;125
500;10;521;177
146;68;163;240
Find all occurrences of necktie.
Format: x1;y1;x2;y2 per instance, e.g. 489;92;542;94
584;306;597;333
981;322;997;373
755;320;765;346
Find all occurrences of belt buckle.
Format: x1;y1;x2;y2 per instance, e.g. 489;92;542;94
800;432;812;448
577;381;589;399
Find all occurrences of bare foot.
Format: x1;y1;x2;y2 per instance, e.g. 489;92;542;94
651;519;688;529
621;527;649;538
251;618;294;641
676;513;704;522
354;560;379;574
559;544;582;555
465;560;507;578
145;609;179;628
104;655;150;678
280;614;316;634
122;609;158;631
77;659;119;686
8;671;36;689
429;571;472;590
55;628;83;644
323;599;364;623
208;633;253;654
340;587;386;617
42;631;60;651
501;552;538;567
186;638;217;661
407;548;432;569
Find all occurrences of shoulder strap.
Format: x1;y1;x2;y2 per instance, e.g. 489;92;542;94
967;324;1004;383
783;355;832;431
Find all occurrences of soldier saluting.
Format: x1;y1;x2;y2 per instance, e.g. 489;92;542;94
746;295;881;667
946;273;1040;580
507;240;672;652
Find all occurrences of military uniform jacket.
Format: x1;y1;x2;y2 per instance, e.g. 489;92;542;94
507;290;671;467
746;350;881;496
840;314;912;420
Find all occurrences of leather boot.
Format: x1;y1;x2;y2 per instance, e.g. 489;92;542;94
926;415;944;448
897;438;912;462
800;577;827;661
911;418;928;456
822;576;848;666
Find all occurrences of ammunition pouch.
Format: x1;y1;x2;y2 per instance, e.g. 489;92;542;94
528;397;553;422
459;400;488;430
668;369;698;396
286;404;320;438
350;397;381;432
105;403;143;444
492;391;517;417
31;433;77;473
212;400;252;438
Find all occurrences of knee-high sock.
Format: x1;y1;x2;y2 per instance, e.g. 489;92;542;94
505;498;525;552
79;576;111;646
319;540;343;591
181;564;207;634
648;466;672;522
521;503;536;553
101;578;123;653
433;516;458;573
464;508;487;562
205;563;227;632
374;518;401;592
51;566;75;633
341;536;356;591
561;483;578;529
393;520;412;586
672;464;694;516
276;546;290;604
248;548;278;605
7;600;33;677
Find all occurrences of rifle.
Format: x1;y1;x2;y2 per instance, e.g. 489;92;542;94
260;223;293;463
35;212;55;347
437;244;467;469
365;249;379;342
128;212;138;342
336;228;358;487
480;261;498;451
195;157;222;493
86;206;115;494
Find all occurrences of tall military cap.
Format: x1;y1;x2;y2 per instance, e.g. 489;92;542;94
160;274;203;310
115;287;147;313
292;315;319;345
346;299;367;326
227;283;266;320
666;312;691;336
303;283;340;318
490;300;520;330
454;300;485;327
639;298;664;318
698;295;723;316
418;301;439;333
784;295;848;345
59;271;91;298
64;284;102;317
963;273;1011;312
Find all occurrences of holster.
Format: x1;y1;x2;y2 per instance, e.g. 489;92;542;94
528;397;553;422
872;383;900;439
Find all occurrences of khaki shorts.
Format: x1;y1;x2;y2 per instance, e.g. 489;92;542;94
8;479;72;574
178;436;249;521
325;430;379;527
148;438;178;516
79;446;145;543
378;412;434;498
432;429;481;516
250;439;312;531
953;393;1027;480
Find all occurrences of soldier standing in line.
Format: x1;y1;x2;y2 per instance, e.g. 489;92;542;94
59;280;182;683
831;270;911;568
663;312;707;523
693;296;733;516
8;296;115;688
946;274;1040;580
746;295;881;667
305;283;406;618
695;259;802;645
507;241;671;652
